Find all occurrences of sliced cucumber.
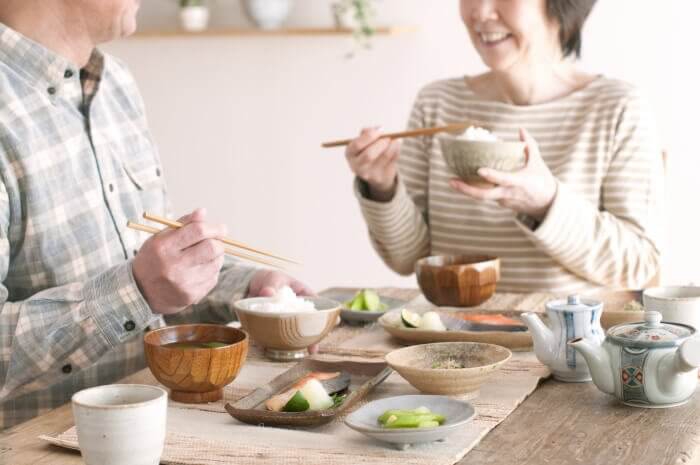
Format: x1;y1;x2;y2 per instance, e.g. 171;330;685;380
401;309;422;328
282;391;309;412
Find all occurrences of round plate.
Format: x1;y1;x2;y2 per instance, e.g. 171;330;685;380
324;292;407;325
344;394;476;450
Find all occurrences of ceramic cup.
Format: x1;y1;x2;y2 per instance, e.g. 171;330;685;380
643;286;700;332
72;384;167;465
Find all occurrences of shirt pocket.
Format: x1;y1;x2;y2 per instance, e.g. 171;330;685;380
120;155;168;217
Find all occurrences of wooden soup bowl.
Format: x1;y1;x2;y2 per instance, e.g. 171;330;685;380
415;255;500;307
143;324;248;404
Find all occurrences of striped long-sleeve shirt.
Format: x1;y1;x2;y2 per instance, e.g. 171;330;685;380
356;76;663;294
0;22;256;428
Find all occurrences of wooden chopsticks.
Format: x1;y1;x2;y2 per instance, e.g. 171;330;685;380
126;221;284;268
127;212;299;269
143;213;299;265
321;122;477;148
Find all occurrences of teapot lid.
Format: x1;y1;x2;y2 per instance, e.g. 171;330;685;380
608;311;695;348
546;295;602;312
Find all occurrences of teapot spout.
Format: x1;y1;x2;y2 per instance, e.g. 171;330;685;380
521;312;555;366
568;337;615;395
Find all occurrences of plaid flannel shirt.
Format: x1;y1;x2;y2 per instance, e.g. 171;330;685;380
0;23;257;428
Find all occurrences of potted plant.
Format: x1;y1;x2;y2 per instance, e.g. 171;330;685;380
179;0;210;32
243;0;294;30
332;0;377;50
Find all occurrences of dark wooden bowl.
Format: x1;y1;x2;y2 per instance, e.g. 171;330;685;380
143;324;248;404
415;255;500;307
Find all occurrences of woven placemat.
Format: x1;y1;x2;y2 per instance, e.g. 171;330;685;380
40;352;550;465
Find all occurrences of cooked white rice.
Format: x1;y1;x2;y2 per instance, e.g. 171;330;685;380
249;286;316;313
459;126;500;142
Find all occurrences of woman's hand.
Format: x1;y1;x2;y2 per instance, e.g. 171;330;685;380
449;129;557;221
345;127;401;201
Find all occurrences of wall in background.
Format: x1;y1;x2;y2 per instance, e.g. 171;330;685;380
105;0;694;291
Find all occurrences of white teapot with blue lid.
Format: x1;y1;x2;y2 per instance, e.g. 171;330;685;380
521;295;605;382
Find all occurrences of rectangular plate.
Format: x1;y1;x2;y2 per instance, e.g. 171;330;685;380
379;309;538;351
225;359;392;427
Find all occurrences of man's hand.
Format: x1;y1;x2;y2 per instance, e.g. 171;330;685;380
247;270;314;297
132;208;226;314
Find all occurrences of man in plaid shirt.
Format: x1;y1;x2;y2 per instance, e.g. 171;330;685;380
0;1;312;428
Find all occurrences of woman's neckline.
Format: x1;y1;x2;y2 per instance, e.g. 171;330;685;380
462;73;605;109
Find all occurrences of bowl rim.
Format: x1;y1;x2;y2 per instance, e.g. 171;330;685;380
233;296;341;317
385;341;512;373
415;254;500;271
440;137;527;149
143;323;248;350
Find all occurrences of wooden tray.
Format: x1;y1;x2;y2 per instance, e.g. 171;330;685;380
379;308;536;351
584;289;644;328
225;359;392;427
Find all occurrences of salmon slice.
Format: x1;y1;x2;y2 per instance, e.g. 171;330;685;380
265;372;340;412
457;313;524;326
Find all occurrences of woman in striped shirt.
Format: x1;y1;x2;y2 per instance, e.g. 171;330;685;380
345;0;662;294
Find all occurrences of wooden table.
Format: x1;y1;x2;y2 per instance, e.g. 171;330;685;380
2;288;699;465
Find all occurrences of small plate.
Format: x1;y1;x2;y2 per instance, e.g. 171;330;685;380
225;359;392;427
323;291;407;325
345;395;476;450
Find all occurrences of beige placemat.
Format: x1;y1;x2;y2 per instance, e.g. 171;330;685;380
318;293;553;359
40;352;549;465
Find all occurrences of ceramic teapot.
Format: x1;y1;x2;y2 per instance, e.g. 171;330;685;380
569;311;700;408
521;295;604;382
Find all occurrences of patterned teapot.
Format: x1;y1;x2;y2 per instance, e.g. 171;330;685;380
569;311;700;408
521;295;605;382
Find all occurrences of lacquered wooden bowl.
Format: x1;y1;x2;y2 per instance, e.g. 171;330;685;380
415;255;500;307
143;324;248;404
385;342;512;395
234;297;341;361
440;138;526;188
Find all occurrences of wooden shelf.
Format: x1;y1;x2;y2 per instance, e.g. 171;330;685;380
130;26;417;38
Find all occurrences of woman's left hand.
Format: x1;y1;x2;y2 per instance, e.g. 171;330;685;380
449;128;557;222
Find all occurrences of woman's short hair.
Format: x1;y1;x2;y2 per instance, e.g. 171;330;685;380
546;0;597;58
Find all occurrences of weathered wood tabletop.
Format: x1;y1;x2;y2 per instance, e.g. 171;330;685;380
1;288;699;465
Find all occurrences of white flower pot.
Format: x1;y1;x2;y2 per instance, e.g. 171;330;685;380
244;0;293;30
179;6;210;32
332;4;357;29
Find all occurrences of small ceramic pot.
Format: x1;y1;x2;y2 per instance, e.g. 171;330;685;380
522;295;605;382
179;5;210;32
72;384;167;465
243;0;293;29
643;286;700;332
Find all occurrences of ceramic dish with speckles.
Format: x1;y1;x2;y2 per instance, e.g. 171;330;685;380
385;342;511;395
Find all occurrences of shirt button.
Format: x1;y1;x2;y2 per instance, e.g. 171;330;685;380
47;86;56;95
124;320;136;332
64;69;74;79
62;364;72;374
108;183;114;192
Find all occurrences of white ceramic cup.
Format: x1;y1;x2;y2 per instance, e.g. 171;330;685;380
643;286;700;332
72;384;167;465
